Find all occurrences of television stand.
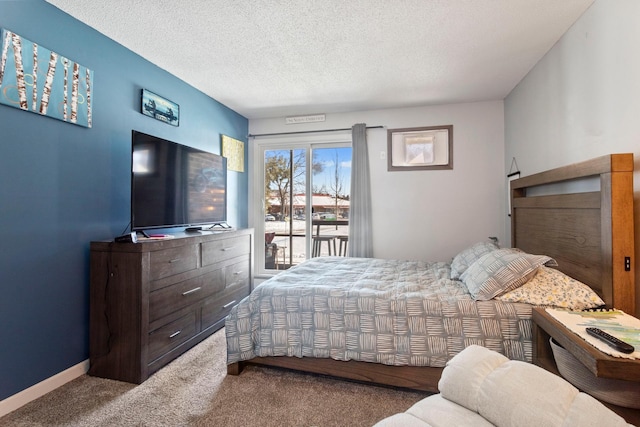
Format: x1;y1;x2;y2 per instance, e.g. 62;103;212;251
89;229;254;384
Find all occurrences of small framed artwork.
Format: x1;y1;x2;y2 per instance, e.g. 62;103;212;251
221;134;245;172
141;89;179;126
387;125;453;171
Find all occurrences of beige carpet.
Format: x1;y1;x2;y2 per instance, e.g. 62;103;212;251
1;329;428;426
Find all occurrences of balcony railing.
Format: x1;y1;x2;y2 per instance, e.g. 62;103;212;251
265;219;348;270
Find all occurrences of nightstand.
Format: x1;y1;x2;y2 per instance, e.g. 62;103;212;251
532;307;640;425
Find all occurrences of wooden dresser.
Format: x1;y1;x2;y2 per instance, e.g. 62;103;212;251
88;228;253;383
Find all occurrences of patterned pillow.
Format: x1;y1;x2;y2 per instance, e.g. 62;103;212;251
450;241;500;280
496;266;605;310
461;248;557;300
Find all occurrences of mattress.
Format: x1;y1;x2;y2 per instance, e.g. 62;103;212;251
225;257;533;367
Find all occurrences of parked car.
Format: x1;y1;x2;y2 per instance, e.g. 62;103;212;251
319;213;337;220
265;214;276;221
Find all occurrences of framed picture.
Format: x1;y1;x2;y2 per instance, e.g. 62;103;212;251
0;28;94;127
141;89;179;126
387;125;453;171
221;134;245;172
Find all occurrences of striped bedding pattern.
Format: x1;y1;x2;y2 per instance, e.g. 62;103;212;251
225;257;533;367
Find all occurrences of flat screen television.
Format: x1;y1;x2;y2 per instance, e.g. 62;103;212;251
131;130;227;231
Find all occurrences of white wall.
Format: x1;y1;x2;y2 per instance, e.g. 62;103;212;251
504;0;640;312
250;100;505;262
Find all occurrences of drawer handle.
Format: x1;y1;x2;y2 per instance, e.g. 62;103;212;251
182;287;202;296
223;300;237;309
169;258;181;263
221;247;236;251
169;330;181;338
233;271;243;275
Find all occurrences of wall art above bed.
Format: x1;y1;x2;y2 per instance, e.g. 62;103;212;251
0;28;94;128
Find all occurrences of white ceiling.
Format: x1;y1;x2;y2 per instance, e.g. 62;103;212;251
45;0;594;120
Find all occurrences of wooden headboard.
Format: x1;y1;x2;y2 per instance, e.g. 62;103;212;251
511;154;635;315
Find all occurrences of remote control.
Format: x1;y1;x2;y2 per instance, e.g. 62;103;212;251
586;327;635;354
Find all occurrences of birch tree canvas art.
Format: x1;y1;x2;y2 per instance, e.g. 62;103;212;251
0;29;93;128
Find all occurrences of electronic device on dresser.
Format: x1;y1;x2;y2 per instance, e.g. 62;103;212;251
131;130;228;232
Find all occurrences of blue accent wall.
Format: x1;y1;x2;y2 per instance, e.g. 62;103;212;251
0;1;249;400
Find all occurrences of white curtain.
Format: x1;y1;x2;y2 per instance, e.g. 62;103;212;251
347;123;373;257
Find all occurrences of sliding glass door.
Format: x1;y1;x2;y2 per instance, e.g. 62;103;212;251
255;139;351;275
263;147;307;271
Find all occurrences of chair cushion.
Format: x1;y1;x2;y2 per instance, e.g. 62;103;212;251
372;412;430;427
436;344;509;412
475;358;579;427
562;393;631;427
374;345;631;427
438;345;631;427
406;394;494;427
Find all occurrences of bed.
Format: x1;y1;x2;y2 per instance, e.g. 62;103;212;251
226;154;635;392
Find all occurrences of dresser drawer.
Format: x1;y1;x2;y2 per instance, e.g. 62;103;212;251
149;245;199;281
149;268;225;322
225;259;250;290
201;286;249;330
201;235;250;266
148;311;197;363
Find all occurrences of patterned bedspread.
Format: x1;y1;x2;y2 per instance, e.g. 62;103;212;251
225;257;533;367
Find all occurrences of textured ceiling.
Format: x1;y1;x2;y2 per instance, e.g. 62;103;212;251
46;0;594;119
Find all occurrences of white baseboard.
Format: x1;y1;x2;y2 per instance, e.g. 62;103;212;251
0;359;89;418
